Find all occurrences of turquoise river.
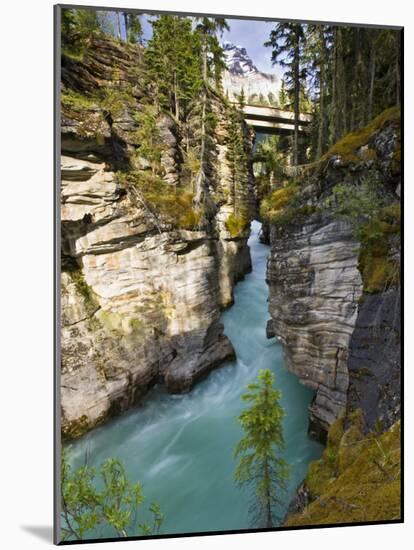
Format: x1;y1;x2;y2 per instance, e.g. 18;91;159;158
65;221;323;538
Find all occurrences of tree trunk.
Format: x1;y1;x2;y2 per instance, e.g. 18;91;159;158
293;28;300;166
317;27;327;158
336;27;347;137
395;32;401;106
194;38;209;205
116;12;122;41
173;72;179;120
123;12;128;42
368;48;376;121
329;28;338;146
195;93;206;204
264;459;272;528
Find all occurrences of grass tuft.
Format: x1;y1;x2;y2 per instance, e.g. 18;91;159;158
286;413;401;526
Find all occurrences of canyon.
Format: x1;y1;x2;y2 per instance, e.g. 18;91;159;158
60;38;257;439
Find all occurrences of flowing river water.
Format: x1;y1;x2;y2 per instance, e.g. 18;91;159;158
65;221;323;538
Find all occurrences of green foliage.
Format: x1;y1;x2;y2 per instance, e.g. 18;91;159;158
265;24;306;101
68;268;97;306
238;88;246;109
190;90;219;207
260;185;303;225
261;185;297;215
265;23;307;164
61;89;98;111
124;13;142;44
225;211;250;238
194;17;229;89
74;9;101;36
143;14;227;211
321;106;400;164
234;370;290;528
325;172;400;293
61;453;163;541
145;16;203;119
254;135;286;183
358;204;400;293
61;8;112;59
278;81;288;108
182;147;202;190
325;173;384;228
98;85;134;118
286;414;401;526
226;107;250;216
119;172;202;231
61;8;77;38
302;24;401;160
132;105;166;174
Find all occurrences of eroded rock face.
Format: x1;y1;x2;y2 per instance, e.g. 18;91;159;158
266;117;401;440
60;39;257;439
347;289;401;431
267;216;363;435
60;153;254;439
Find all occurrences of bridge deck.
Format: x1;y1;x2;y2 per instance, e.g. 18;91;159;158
243;104;312;124
231;103;312;134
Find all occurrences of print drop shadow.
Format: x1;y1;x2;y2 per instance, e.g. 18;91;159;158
21;525;53;543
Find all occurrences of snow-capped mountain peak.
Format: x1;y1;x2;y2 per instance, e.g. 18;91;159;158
222;41;259;77
221;42;280;105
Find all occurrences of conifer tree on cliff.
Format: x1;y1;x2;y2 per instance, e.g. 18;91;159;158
145;16;202;120
265;24;306;165
192;17;229;206
234;369;289;528
123;12;142;43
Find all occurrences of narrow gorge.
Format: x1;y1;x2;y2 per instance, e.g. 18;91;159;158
61;37;256;439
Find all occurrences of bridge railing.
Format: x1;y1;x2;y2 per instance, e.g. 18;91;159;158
230;102;313;124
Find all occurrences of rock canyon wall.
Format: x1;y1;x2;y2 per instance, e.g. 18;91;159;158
60;38;256;439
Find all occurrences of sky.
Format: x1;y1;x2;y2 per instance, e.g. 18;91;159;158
222;18;281;76
136;13;282;78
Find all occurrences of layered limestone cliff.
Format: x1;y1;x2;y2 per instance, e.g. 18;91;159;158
267;216;363;436
60;38;256;439
267;108;402;525
265;107;401;440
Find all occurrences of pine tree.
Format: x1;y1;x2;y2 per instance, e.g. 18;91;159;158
265;24;306;165
61;8;106;58
61;8;77;38
234;370;290;528
116;11;122;40
238;88;246;110
75;8;100;36
278;80;288;108
192;17;229;206
303;24;330;157
226;107;248;217
145;16;203;120
123;12;142;43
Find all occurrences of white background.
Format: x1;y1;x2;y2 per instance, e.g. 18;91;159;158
0;0;411;548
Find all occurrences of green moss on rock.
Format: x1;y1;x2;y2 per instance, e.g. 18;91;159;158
61;414;89;440
225;210;250;237
118;171;203;230
358;203;400;293
260;184;317;227
322;106;401;164
68;268;99;310
286;414;401;526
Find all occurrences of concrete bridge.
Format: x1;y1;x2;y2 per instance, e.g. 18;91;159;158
237;104;313;135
